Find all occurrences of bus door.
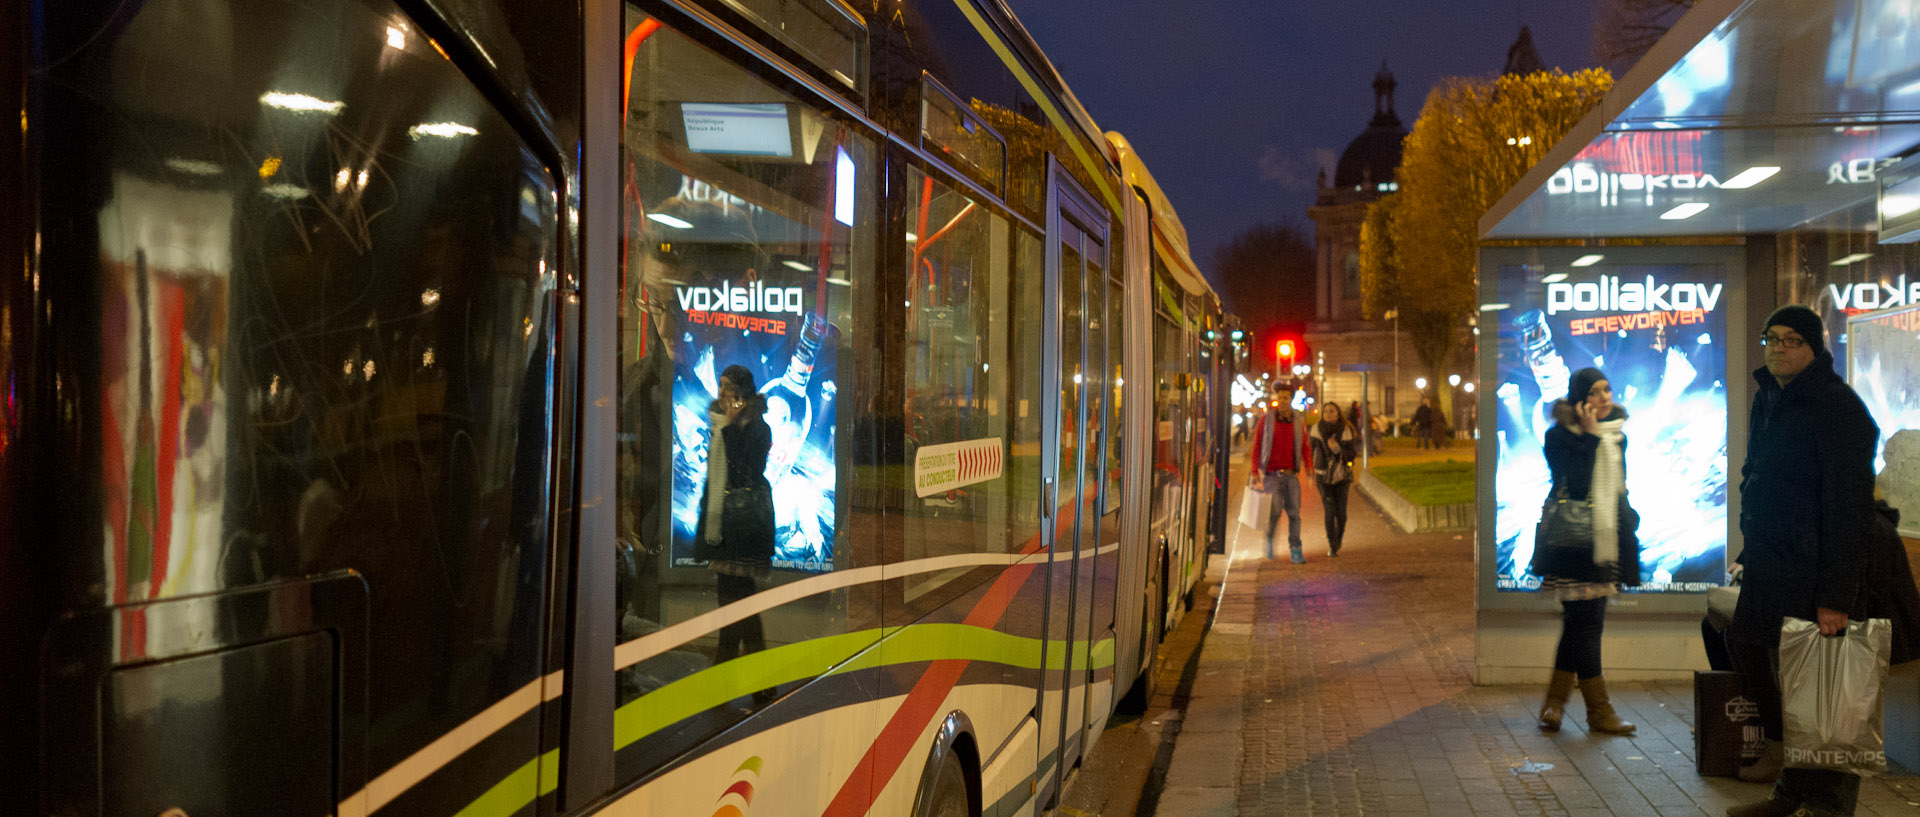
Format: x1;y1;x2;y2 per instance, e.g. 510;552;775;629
1038;163;1108;800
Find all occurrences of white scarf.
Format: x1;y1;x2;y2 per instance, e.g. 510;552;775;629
1589;416;1626;566
704;411;728;543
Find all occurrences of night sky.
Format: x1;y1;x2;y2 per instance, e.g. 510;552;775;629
1001;0;1600;290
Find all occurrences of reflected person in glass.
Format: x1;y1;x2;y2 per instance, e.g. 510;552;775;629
697;365;777;690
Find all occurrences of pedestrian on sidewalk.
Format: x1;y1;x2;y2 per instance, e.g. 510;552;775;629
1725;306;1878;817
1412;397;1433;449
1249;390;1306;563
1309;402;1359;557
1533;366;1641;738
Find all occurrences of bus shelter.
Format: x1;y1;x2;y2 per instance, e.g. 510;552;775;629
1475;0;1920;683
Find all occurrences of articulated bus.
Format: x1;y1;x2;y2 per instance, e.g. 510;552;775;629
0;0;1230;815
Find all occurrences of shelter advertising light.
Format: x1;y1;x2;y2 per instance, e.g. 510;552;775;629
1719;166;1780;189
1491;261;1728;593
1659;202;1710;220
1570;254;1604;267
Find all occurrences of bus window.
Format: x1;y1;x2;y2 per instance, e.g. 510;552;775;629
721;0;866;94
614;10;879;778
1010;229;1046;551
898;168;1018;617
41;0;563;803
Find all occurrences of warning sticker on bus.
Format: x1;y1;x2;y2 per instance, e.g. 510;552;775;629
913;438;1004;497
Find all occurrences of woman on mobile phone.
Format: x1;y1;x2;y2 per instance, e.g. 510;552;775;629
697;364;777;689
1533;367;1642;736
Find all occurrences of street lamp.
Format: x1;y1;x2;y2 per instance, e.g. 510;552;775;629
1448;374;1461;387
1463;382;1476;393
1383;308;1400;413
1414;376;1428;390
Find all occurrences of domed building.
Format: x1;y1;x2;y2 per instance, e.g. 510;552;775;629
1304;63;1419;421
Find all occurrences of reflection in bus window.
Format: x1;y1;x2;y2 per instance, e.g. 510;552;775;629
899;168;1018;615
613;10;878;777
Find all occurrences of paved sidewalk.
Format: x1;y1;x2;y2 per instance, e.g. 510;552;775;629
1156;453;1920;816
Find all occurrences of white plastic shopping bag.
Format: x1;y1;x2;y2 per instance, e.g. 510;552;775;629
1779;616;1892;775
1237;482;1270;531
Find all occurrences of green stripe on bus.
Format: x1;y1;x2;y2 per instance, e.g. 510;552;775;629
461;627;1116;817
832;624;1109;673
946;0;1121;214
614;626;1114;751
612;626;1114;748
613;628;886;751
453;749;557;817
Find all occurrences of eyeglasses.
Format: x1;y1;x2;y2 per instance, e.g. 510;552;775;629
1759;333;1807;349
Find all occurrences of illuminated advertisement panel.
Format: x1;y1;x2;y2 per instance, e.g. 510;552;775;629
1847;304;1920;473
1491;263;1728;593
657;175;845;574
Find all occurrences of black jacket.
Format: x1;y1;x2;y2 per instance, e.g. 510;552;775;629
1532;401;1642;585
694;408;776;564
1858;500;1920;665
1728;356;1878;646
1308;420;1358;486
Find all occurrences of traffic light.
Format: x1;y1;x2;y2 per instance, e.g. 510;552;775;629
1230;329;1245;342
1276;339;1295;363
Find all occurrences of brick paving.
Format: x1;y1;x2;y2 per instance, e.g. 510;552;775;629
1153;456;1920;816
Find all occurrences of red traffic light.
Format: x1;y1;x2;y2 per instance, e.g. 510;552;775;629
1276;340;1295;359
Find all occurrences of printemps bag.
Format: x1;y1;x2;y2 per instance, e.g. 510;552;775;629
1238;483;1270;531
1778;617;1892;776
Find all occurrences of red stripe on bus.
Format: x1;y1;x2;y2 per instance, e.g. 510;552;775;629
820;498;1063;816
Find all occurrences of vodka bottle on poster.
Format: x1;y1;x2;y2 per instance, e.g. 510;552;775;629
1514;309;1570;438
762;313;828;482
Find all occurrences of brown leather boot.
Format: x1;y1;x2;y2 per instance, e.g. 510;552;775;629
1538;670;1576;732
1578;676;1636;735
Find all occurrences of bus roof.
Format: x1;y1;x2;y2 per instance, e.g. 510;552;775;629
1106;131;1216;306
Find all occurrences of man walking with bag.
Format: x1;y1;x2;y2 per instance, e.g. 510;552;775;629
1249;388;1308;563
1725;306;1878;817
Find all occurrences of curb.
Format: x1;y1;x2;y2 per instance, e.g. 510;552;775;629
1355;469;1472;533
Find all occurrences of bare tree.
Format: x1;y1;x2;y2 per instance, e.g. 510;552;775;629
1594;0;1694;74
1208;221;1315;364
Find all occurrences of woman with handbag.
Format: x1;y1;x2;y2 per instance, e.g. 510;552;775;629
1308;402;1359;557
1533;367;1642;735
697;364;778;676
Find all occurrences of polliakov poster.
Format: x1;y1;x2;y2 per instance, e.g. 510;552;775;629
668;273;840;573
1492;264;1727;592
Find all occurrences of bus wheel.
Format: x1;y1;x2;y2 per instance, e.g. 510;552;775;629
915;749;972;817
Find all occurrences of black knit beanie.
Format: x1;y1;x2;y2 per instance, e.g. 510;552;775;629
1568;367;1608;405
1764;305;1826;358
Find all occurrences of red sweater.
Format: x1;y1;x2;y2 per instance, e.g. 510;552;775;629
1251;411;1302;473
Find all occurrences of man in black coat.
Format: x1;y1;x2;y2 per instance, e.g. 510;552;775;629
1725;305;1879;817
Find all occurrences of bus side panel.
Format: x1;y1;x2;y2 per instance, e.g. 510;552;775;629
1112;186;1154;702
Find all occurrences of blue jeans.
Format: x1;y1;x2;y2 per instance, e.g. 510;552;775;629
1263;471;1303;555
